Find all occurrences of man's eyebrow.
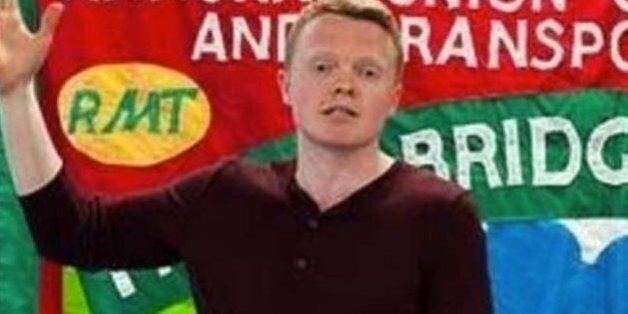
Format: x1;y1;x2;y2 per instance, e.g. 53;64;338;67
354;56;387;68
306;51;336;61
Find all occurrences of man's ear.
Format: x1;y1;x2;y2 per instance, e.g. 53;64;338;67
277;69;291;106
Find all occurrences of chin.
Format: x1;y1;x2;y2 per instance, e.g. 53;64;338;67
301;130;376;152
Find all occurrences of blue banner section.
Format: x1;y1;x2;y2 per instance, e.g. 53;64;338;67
488;219;628;314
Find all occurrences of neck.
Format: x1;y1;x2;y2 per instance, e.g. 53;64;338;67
295;136;395;211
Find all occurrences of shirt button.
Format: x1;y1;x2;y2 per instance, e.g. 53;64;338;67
306;218;319;230
294;257;308;270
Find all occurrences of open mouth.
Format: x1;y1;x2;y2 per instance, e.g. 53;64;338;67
321;106;359;117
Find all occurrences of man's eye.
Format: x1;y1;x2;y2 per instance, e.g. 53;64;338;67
361;67;380;79
314;63;331;73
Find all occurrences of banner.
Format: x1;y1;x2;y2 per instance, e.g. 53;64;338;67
3;0;627;313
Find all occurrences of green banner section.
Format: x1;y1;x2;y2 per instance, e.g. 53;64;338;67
245;134;297;165
76;264;191;314
64;268;196;314
63;268;90;313
158;299;196;314
383;89;628;219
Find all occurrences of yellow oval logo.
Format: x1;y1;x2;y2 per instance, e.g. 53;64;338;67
58;63;211;166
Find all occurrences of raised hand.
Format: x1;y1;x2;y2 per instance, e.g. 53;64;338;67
0;0;63;95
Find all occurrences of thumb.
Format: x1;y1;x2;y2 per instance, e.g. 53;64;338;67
36;2;64;42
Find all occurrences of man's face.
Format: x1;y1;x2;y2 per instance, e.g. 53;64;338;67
279;13;402;151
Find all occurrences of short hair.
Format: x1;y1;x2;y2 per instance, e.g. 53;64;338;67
284;0;403;75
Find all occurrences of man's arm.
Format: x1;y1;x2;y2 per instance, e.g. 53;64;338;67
20;169;184;270
426;192;494;314
1;82;62;194
0;0;64;194
17;162;230;270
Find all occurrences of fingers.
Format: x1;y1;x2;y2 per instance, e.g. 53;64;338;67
36;2;64;41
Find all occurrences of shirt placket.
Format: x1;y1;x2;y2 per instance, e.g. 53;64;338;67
291;204;321;281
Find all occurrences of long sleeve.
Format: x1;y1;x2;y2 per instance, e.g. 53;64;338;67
18;163;224;271
425;192;493;314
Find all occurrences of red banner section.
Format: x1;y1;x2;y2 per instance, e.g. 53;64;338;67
397;0;628;103
39;0;628;194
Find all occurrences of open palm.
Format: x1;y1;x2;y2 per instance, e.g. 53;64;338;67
0;0;63;94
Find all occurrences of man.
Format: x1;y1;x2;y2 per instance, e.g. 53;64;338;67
0;0;492;313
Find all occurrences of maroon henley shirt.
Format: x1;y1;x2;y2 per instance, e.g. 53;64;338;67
20;158;492;314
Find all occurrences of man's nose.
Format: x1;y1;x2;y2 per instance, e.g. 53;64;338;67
332;72;356;97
